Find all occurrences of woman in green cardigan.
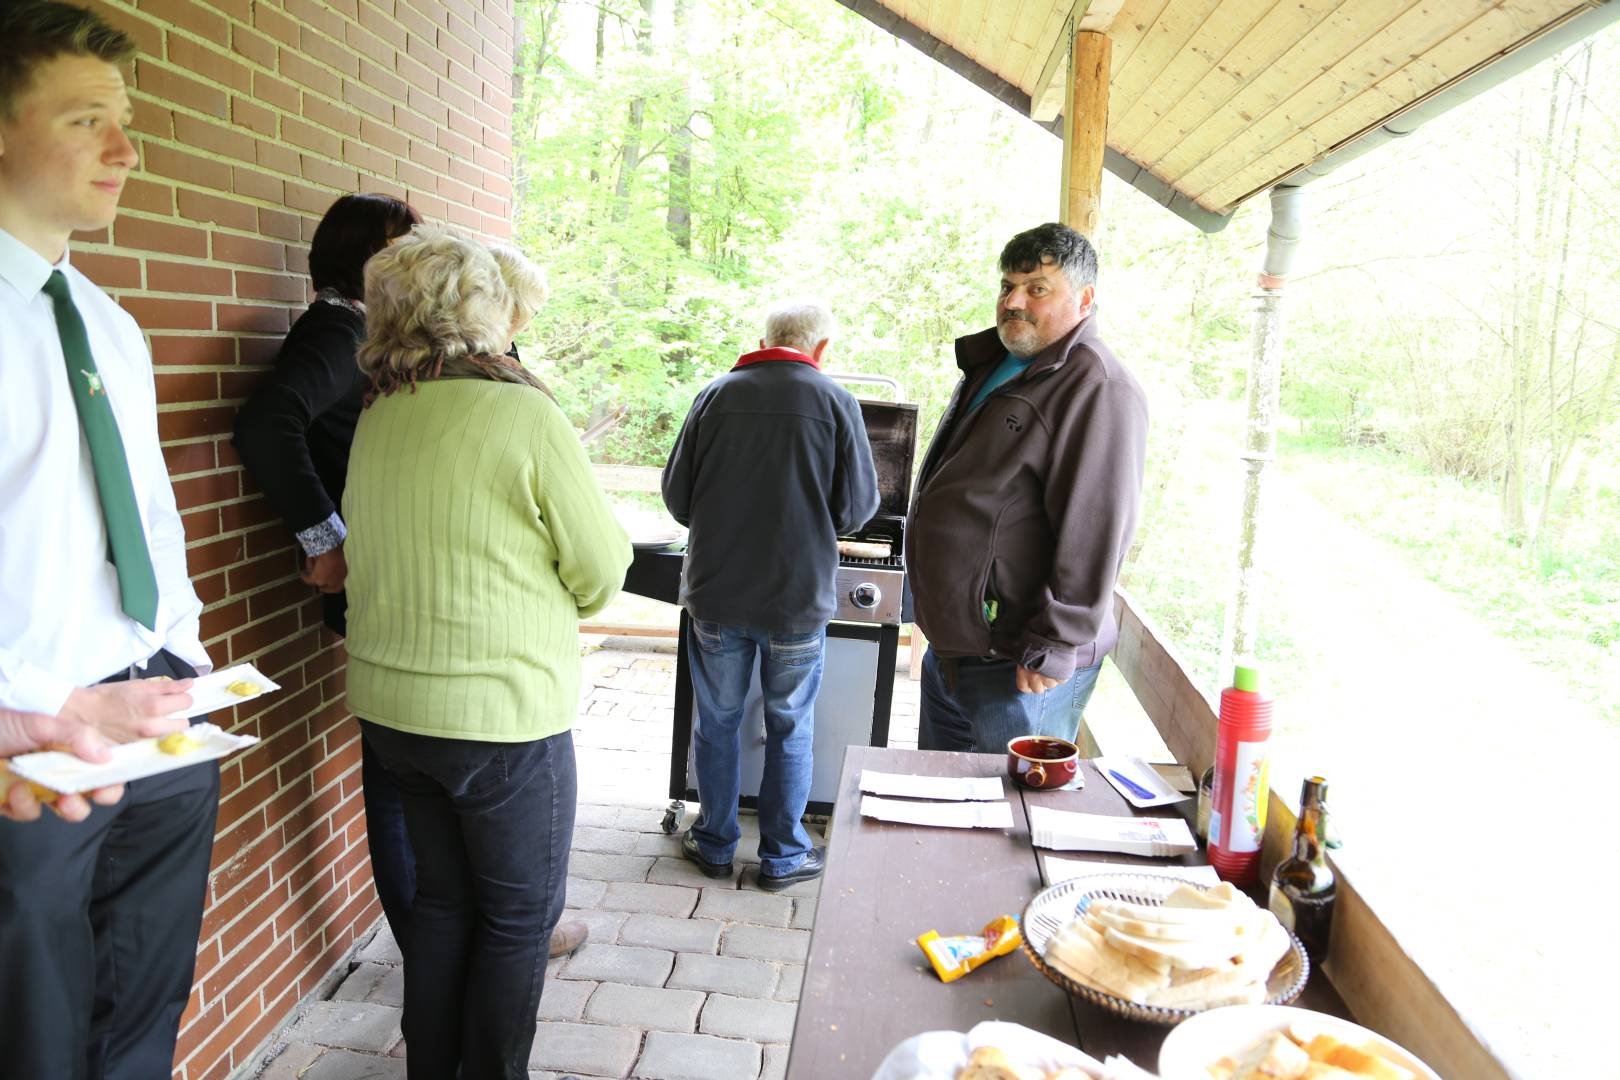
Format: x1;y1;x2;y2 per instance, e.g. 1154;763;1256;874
343;227;630;1080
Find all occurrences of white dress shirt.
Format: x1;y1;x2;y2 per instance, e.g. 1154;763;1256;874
0;226;209;714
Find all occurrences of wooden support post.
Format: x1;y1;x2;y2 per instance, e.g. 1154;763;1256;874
1060;29;1111;237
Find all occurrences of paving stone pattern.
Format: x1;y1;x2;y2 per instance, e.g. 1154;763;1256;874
250;642;924;1079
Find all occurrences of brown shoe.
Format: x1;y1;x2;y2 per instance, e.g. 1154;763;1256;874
549;919;589;958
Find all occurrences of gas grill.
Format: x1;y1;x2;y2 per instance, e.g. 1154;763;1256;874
622;379;918;822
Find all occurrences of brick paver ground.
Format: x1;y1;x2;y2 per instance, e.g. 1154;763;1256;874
251;637;922;1079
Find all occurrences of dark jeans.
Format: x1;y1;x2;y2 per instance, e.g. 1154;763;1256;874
360;728;417;954
0;649;220;1080
327;593;419;954
359;721;575;1080
918;647;1104;753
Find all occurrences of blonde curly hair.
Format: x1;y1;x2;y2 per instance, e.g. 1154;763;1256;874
358;226;515;397
487;242;550;333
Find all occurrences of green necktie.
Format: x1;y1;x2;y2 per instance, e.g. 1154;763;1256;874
43;271;160;630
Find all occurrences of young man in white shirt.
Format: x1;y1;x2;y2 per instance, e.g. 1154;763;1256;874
0;5;220;1077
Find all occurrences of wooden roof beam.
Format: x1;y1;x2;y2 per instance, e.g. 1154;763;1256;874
1031;0;1129;122
1061;30;1112;236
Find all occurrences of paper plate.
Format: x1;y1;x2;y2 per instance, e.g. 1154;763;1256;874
1158;1004;1440;1080
7;722;259;794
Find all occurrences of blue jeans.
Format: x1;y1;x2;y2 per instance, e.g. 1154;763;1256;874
686;618;823;877
918;647;1103;754
359;722;574;1080
361;728;417;957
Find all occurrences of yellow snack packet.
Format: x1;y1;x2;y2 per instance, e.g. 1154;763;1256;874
917;915;1022;983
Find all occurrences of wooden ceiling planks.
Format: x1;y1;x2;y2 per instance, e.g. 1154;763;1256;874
1200;0;1584;209
980;0;1030;82
1109;0;1270;148
1180;0;1559;207
841;0;1603;221
1145;0;1422;196
1106;0;1177;80
1016;0;1072;92
1122;0;1342;175
1107;0;1226;124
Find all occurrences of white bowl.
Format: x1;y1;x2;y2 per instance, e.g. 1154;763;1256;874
1158;1004;1440;1080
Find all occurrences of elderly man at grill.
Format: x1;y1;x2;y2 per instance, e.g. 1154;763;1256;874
907;223;1148;754
662;298;879;892
343;227;630;1079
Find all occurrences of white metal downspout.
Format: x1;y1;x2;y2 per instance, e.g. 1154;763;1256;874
1219;183;1304;679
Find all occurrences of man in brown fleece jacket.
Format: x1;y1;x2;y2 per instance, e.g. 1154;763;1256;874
906;223;1147;753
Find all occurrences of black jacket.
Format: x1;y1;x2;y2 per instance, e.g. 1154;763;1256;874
232;301;367;633
661;358;880;634
234;301;366;534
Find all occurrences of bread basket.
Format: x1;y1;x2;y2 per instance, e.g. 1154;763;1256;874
1020;871;1309;1025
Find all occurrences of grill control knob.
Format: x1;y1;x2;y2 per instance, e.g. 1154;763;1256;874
850;583;881;609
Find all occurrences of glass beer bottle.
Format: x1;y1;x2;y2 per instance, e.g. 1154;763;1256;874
1268;776;1336;961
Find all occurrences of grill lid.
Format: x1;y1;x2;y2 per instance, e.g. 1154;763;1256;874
858;399;918;523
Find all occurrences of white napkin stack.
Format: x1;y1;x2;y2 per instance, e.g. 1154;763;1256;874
1028;805;1198;857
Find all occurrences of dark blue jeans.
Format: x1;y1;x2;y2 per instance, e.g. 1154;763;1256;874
918;647;1103;753
359;722;575;1080
360;728;416;954
686;619;822;877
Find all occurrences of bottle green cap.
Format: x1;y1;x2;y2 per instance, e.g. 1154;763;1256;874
1232;665;1261;692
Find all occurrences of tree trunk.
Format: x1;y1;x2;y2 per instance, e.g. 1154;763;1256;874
613;0;657;225
589;1;609;186
1533;42;1594;555
666;0;693;253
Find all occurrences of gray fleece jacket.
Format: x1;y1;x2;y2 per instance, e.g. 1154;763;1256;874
662;356;880;634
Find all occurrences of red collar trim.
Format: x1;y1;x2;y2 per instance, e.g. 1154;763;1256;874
732;346;820;370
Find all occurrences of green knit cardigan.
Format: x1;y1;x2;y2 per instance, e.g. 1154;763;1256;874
343;378;631;742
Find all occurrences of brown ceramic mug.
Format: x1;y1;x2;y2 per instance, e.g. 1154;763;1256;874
1007;735;1080;790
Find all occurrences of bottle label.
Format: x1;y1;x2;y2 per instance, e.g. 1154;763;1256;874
1268;883;1295;930
1228;740;1270;853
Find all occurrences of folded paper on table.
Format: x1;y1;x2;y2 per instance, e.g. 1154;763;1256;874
1028;805;1197;857
1044;855;1220;886
1095;755;1191;809
860;794;1014;830
859;770;1006;801
7;723;260;794
169;663;281;719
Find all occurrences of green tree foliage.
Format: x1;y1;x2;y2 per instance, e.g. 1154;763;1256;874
508;0;1059;458
507;0;1617;721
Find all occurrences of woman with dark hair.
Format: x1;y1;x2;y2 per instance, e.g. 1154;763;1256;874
232;193;423;955
234;197;593;966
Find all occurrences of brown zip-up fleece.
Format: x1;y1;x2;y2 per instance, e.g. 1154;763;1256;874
905;314;1147;681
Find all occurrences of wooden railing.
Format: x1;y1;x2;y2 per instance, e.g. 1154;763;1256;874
1108;588;1218;776
1107;589;1515;1080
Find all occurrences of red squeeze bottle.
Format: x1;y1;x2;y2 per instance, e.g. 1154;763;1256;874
1207;664;1273;886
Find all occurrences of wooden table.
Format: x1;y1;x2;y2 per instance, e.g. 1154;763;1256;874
785;745;1346;1078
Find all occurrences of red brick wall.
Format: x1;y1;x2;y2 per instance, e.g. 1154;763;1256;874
73;3;516;1077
